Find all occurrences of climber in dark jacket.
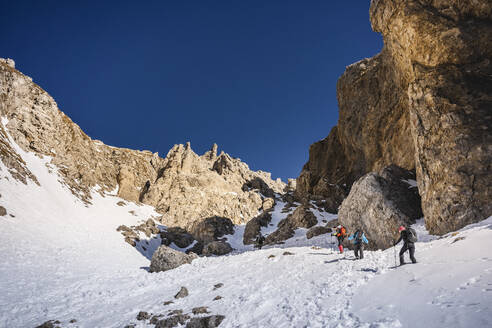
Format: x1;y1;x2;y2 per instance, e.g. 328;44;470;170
348;229;369;259
394;226;417;265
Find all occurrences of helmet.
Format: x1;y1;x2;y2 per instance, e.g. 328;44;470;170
398;226;406;232
337;225;342;229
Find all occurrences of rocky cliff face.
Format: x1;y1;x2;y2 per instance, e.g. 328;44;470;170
0;59;285;229
141;142;285;229
297;0;491;234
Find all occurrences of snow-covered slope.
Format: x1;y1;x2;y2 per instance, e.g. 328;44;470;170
1;126;491;328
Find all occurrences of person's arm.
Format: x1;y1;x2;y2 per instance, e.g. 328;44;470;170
347;234;354;241
362;234;369;244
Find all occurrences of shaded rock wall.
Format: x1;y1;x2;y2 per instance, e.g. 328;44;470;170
371;0;492;234
296;49;415;206
298;0;492;234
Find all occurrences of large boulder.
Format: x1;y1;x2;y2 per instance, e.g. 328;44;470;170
149;245;198;273
202;241;233;256
243;212;272;245
190;216;234;244
265;205;317;245
338;165;423;249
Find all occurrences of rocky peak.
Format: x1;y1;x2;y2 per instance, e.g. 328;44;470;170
202;143;218;162
0;60;286;230
0;58;15;69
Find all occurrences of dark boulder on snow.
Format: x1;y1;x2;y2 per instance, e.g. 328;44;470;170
149;246;197;273
243;211;272;245
174;286;189;299
35;320;60;328
136;311;151;321
186;241;204;255
213;283;223;290
202;241;233;256
160;227;195;248
155;314;190;328
265;205;317;245
287;204;318;228
185;315;225;328
192;306;209;315
338;165;423;250
190;216;234;244
306;226;332;239
0;206;7;216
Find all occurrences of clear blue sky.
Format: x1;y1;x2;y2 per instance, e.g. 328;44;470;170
1;0;382;180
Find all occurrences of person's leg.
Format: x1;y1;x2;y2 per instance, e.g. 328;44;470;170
409;244;417;263
354;244;359;258
399;243;408;265
359;244;364;259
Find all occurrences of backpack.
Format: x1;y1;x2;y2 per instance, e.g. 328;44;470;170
340;226;347;237
355;230;362;243
407;228;417;243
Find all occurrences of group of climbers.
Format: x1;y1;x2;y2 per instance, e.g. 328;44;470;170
332;224;417;264
253;218;417;265
254;223;417;265
333;225;369;260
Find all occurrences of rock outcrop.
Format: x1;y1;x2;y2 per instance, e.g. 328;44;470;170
306;226;332;240
338;165;423;249
297;0;492;234
141;144;285;229
243;212;272;245
265;205;317;245
202;241;233;256
0;60;285;231
161;227;195;249
189;216;234;244
149;246;198;273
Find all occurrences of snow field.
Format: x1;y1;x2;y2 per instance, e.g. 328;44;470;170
1;120;491;327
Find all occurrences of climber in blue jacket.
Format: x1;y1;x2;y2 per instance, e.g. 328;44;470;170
348;229;369;259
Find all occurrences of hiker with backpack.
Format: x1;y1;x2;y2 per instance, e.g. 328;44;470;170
348;228;369;259
394;226;417;265
333;225;347;254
